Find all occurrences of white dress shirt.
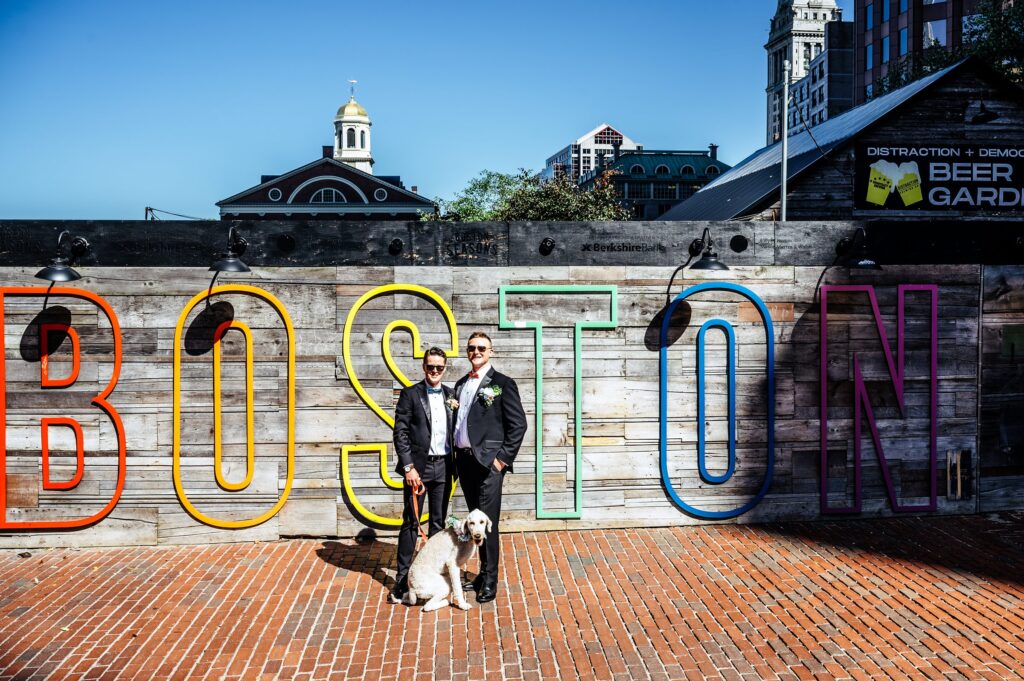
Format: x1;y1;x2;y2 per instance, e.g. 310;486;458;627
426;386;449;457
455;363;490;449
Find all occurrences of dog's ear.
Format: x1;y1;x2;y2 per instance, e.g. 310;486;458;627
485;516;492;533
459;517;470;536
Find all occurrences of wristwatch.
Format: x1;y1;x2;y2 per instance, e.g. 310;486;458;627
404;464;415;473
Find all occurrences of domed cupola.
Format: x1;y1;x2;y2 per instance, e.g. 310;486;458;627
334;80;373;174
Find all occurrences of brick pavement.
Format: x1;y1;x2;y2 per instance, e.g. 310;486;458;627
2;513;1024;680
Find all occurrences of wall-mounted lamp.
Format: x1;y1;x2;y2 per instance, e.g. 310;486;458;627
835;227;882;270
210;226;250;274
208;226;249;297
388;238;404;256
665;227;729;304
811;227;882;309
35;231;90;282
970;101;1000;125
539;237;555;256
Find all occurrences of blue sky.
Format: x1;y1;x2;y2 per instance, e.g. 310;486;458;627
0;0;852;219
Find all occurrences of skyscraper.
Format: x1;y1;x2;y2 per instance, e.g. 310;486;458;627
765;0;844;144
854;0;974;104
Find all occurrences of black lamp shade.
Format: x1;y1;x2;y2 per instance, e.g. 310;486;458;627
35;262;81;282
209;254;250;273
690;252;729;270
847;256;882;270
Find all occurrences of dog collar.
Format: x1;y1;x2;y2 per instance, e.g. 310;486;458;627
446;514;471;543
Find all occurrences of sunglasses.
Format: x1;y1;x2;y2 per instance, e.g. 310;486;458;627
467;345;490;352
425;365;446;373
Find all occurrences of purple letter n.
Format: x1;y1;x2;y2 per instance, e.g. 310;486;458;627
819;285;938;514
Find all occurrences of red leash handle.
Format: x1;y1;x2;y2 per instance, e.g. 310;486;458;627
409;478;429;544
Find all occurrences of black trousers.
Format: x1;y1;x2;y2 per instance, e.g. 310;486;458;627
395;456;452;584
456;452;505;586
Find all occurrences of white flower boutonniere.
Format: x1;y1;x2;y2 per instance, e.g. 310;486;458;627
479;385;502;407
446;397;459;411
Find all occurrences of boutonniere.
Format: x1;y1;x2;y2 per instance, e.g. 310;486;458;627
446;397;459;411
479;385;502;407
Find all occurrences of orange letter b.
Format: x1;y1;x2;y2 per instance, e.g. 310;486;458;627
0;287;125;530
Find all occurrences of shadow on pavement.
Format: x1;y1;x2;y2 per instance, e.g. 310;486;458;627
315;538;396;589
755;511;1024;585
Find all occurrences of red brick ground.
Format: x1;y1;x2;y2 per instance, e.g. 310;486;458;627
2;513;1024;680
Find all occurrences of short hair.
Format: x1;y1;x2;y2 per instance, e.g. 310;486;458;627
467;331;492;347
423;347;448;364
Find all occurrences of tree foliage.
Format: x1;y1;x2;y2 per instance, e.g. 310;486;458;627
962;0;1024;83
429;169;630;222
873;0;1024;97
430;170;526;222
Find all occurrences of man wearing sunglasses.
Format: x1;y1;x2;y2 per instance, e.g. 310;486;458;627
453;331;527;603
389;347;457;604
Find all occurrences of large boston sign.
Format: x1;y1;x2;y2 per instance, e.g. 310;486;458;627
857;143;1024;210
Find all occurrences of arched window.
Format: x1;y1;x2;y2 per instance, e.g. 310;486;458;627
360;130;366;149
310;187;347;203
706;165;721;177
680;165;695;175
347;128;356;148
630;164;645;175
655;165;670;175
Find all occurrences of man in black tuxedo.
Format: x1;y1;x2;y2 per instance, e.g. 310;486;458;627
453;331;527;603
389;347;456;603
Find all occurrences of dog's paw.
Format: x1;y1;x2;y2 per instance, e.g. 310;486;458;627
455;599;471;610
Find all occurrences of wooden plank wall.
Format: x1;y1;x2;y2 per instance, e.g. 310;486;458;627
0;224;1002;546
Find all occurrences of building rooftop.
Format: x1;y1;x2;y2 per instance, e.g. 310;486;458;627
664;60;963;220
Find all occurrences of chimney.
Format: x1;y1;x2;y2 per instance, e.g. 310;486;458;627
411;186;418;194
612;141;622;161
709;144;718;160
322;145;333;158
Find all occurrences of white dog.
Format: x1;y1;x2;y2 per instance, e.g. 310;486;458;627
403;509;491;612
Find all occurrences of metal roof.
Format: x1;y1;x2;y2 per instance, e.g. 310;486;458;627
662;61;962;220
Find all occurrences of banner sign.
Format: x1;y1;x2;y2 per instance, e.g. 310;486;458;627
856;143;1024;210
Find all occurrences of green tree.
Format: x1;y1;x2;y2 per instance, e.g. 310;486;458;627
963;0;1024;83
495;170;630;221
430;170;528;222
428;168;630;222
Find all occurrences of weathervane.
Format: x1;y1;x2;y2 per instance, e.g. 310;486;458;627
348;79;357;99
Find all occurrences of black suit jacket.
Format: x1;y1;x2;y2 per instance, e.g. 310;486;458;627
453;367;527;472
392;380;456;477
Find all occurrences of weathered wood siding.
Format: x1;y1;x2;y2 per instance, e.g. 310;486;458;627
0;219;1014;546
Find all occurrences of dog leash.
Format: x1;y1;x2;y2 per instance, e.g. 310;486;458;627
409;478;429;545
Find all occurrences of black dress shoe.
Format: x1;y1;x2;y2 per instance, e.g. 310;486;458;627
462;574;483;592
475;585;497;603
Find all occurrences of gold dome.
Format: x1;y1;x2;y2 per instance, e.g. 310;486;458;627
337;97;368;117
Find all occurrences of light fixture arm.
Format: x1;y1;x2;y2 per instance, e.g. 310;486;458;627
665;227;716;304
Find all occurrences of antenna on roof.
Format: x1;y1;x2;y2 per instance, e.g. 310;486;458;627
348;79;357;98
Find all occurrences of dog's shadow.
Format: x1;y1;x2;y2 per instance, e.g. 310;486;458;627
314;536;480;591
315;537;398;588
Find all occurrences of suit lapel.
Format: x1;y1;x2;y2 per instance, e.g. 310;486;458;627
416;381;432;432
444;385;455;434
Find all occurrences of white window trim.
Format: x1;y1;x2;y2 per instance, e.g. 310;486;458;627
288;176;368;204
